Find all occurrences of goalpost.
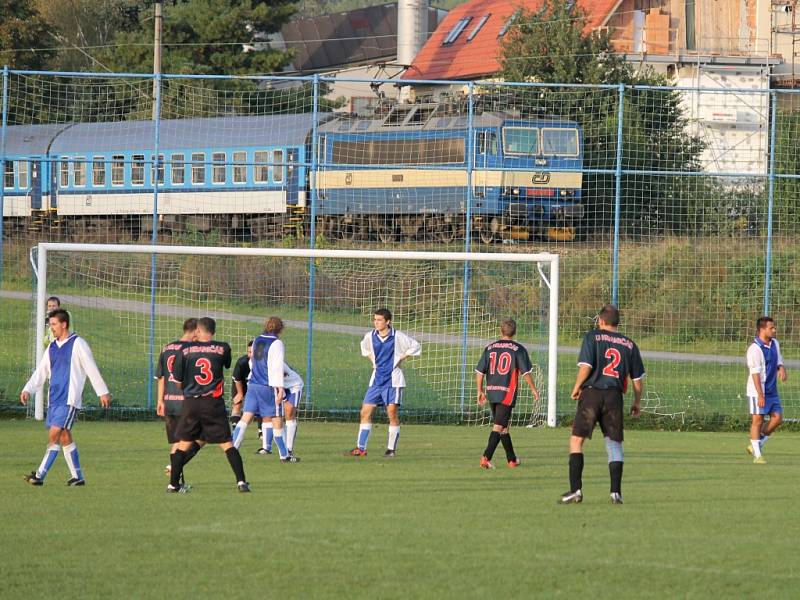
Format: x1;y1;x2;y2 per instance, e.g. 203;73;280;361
32;243;559;426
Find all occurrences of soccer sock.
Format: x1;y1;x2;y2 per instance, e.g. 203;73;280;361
609;461;623;495
273;429;288;459
170;450;187;488
37;444;61;479
231;420;248;449
750;439;762;458
760;434;770;447
500;433;516;462
62;442;83;481
483;431;502;460
285;419;298;453
357;424;372;450
264;421;274;451
569;453;584;493
230;414;241;426
387;425;400;451
225;447;246;483
183;441;202;465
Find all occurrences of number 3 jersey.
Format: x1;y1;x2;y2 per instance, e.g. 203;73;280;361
173;341;232;398
475;339;534;406
578;329;645;392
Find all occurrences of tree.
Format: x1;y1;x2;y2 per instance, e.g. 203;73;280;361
0;0;56;69
496;0;708;238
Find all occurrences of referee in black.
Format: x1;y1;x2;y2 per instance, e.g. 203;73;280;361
560;305;645;505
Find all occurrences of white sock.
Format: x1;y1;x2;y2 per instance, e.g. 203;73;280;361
286;419;298;452
37;444;61;479
232;420;249;449
357;423;372;450
62;442;83;480
387;425;400;451
751;439;762;458
262;422;273;450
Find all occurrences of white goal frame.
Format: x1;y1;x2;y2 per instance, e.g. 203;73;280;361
33;243;560;426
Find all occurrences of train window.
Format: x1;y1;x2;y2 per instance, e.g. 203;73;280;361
233;151;247;184
503;127;539;155
112;155;125;186
3;161;13;188
254;151;269;183
73;157;86;187
383;106;413;126
60;158;70;188
273;150;284;183
191;153;205;185
408;105;437;126
436;117;451;128
212;152;226;184
151;154;165;185
331;138;465;165
131;154;145;185
171;153;185;185
356;121;371;131
477;132;498;154
541;128;579;156
18;160;29;189
337;121;354;132
92;156;105;186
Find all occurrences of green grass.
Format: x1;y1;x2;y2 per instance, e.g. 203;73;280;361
1;422;798;598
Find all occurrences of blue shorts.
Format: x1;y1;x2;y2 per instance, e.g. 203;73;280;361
47;403;78;430
749;395;782;416
363;385;403;407
284;388;303;408
244;384;284;418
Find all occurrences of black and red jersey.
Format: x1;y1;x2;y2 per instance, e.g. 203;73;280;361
577;329;645;392
231;354;251;400
155;340;186;416
173;341;232;398
475;339;533;406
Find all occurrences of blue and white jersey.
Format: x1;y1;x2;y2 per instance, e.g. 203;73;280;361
23;333;109;409
284;363;304;394
360;327;421;388
249;333;285;389
746;337;784;398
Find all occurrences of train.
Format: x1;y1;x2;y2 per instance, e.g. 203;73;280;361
1;103;584;242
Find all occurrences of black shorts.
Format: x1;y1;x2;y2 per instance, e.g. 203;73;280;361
164;414;181;444
571;387;624;442
490;403;513;428
174;395;232;444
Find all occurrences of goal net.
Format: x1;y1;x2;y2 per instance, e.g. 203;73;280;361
30;243;559;426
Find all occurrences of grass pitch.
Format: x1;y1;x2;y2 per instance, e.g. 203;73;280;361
2;421;798;599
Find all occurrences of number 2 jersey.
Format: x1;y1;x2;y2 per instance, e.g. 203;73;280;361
578;329;645;392
475;339;534;406
173;341;232;398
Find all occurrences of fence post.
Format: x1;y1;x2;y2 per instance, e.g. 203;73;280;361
458;81;476;418
146;73;162;410
611;82;625;306
0;66;9;288
764;91;777;315
306;74;320;410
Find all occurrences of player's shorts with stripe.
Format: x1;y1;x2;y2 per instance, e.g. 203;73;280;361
284;387;303;408
571;387;625;442
174;395;232;444
490;402;513;428
363;384;403;407
244;383;284;418
46;403;78;430
748;395;782;415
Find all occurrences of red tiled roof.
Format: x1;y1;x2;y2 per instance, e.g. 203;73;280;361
402;0;619;81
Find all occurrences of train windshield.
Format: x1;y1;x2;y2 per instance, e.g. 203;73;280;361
502;127;539;156
541;128;579;156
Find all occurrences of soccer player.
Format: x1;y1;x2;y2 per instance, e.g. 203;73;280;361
21;309;111;486
745;316;787;464
475;318;540;469
168;317;249;493
560;304;645;505
156;318;204;479
43;296;73;348
230;340;253;426
348;308;421;457
256;360;304;456
231;317;299;463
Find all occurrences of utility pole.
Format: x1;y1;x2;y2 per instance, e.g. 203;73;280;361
152;0;163;120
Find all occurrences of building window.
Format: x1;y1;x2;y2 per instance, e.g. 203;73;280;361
17;160;29;189
191;153;205;185
212;152;226;184
498;10;521;38
60;158;70;188
92;156;105;186
273;150;283;183
171;153;185;185
467;14;491;42
73;157;86;187
131;154;145;185
233;151;247;184
112;155;125;186
442;17;473;45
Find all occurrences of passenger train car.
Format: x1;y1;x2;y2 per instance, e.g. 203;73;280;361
1;106;583;241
